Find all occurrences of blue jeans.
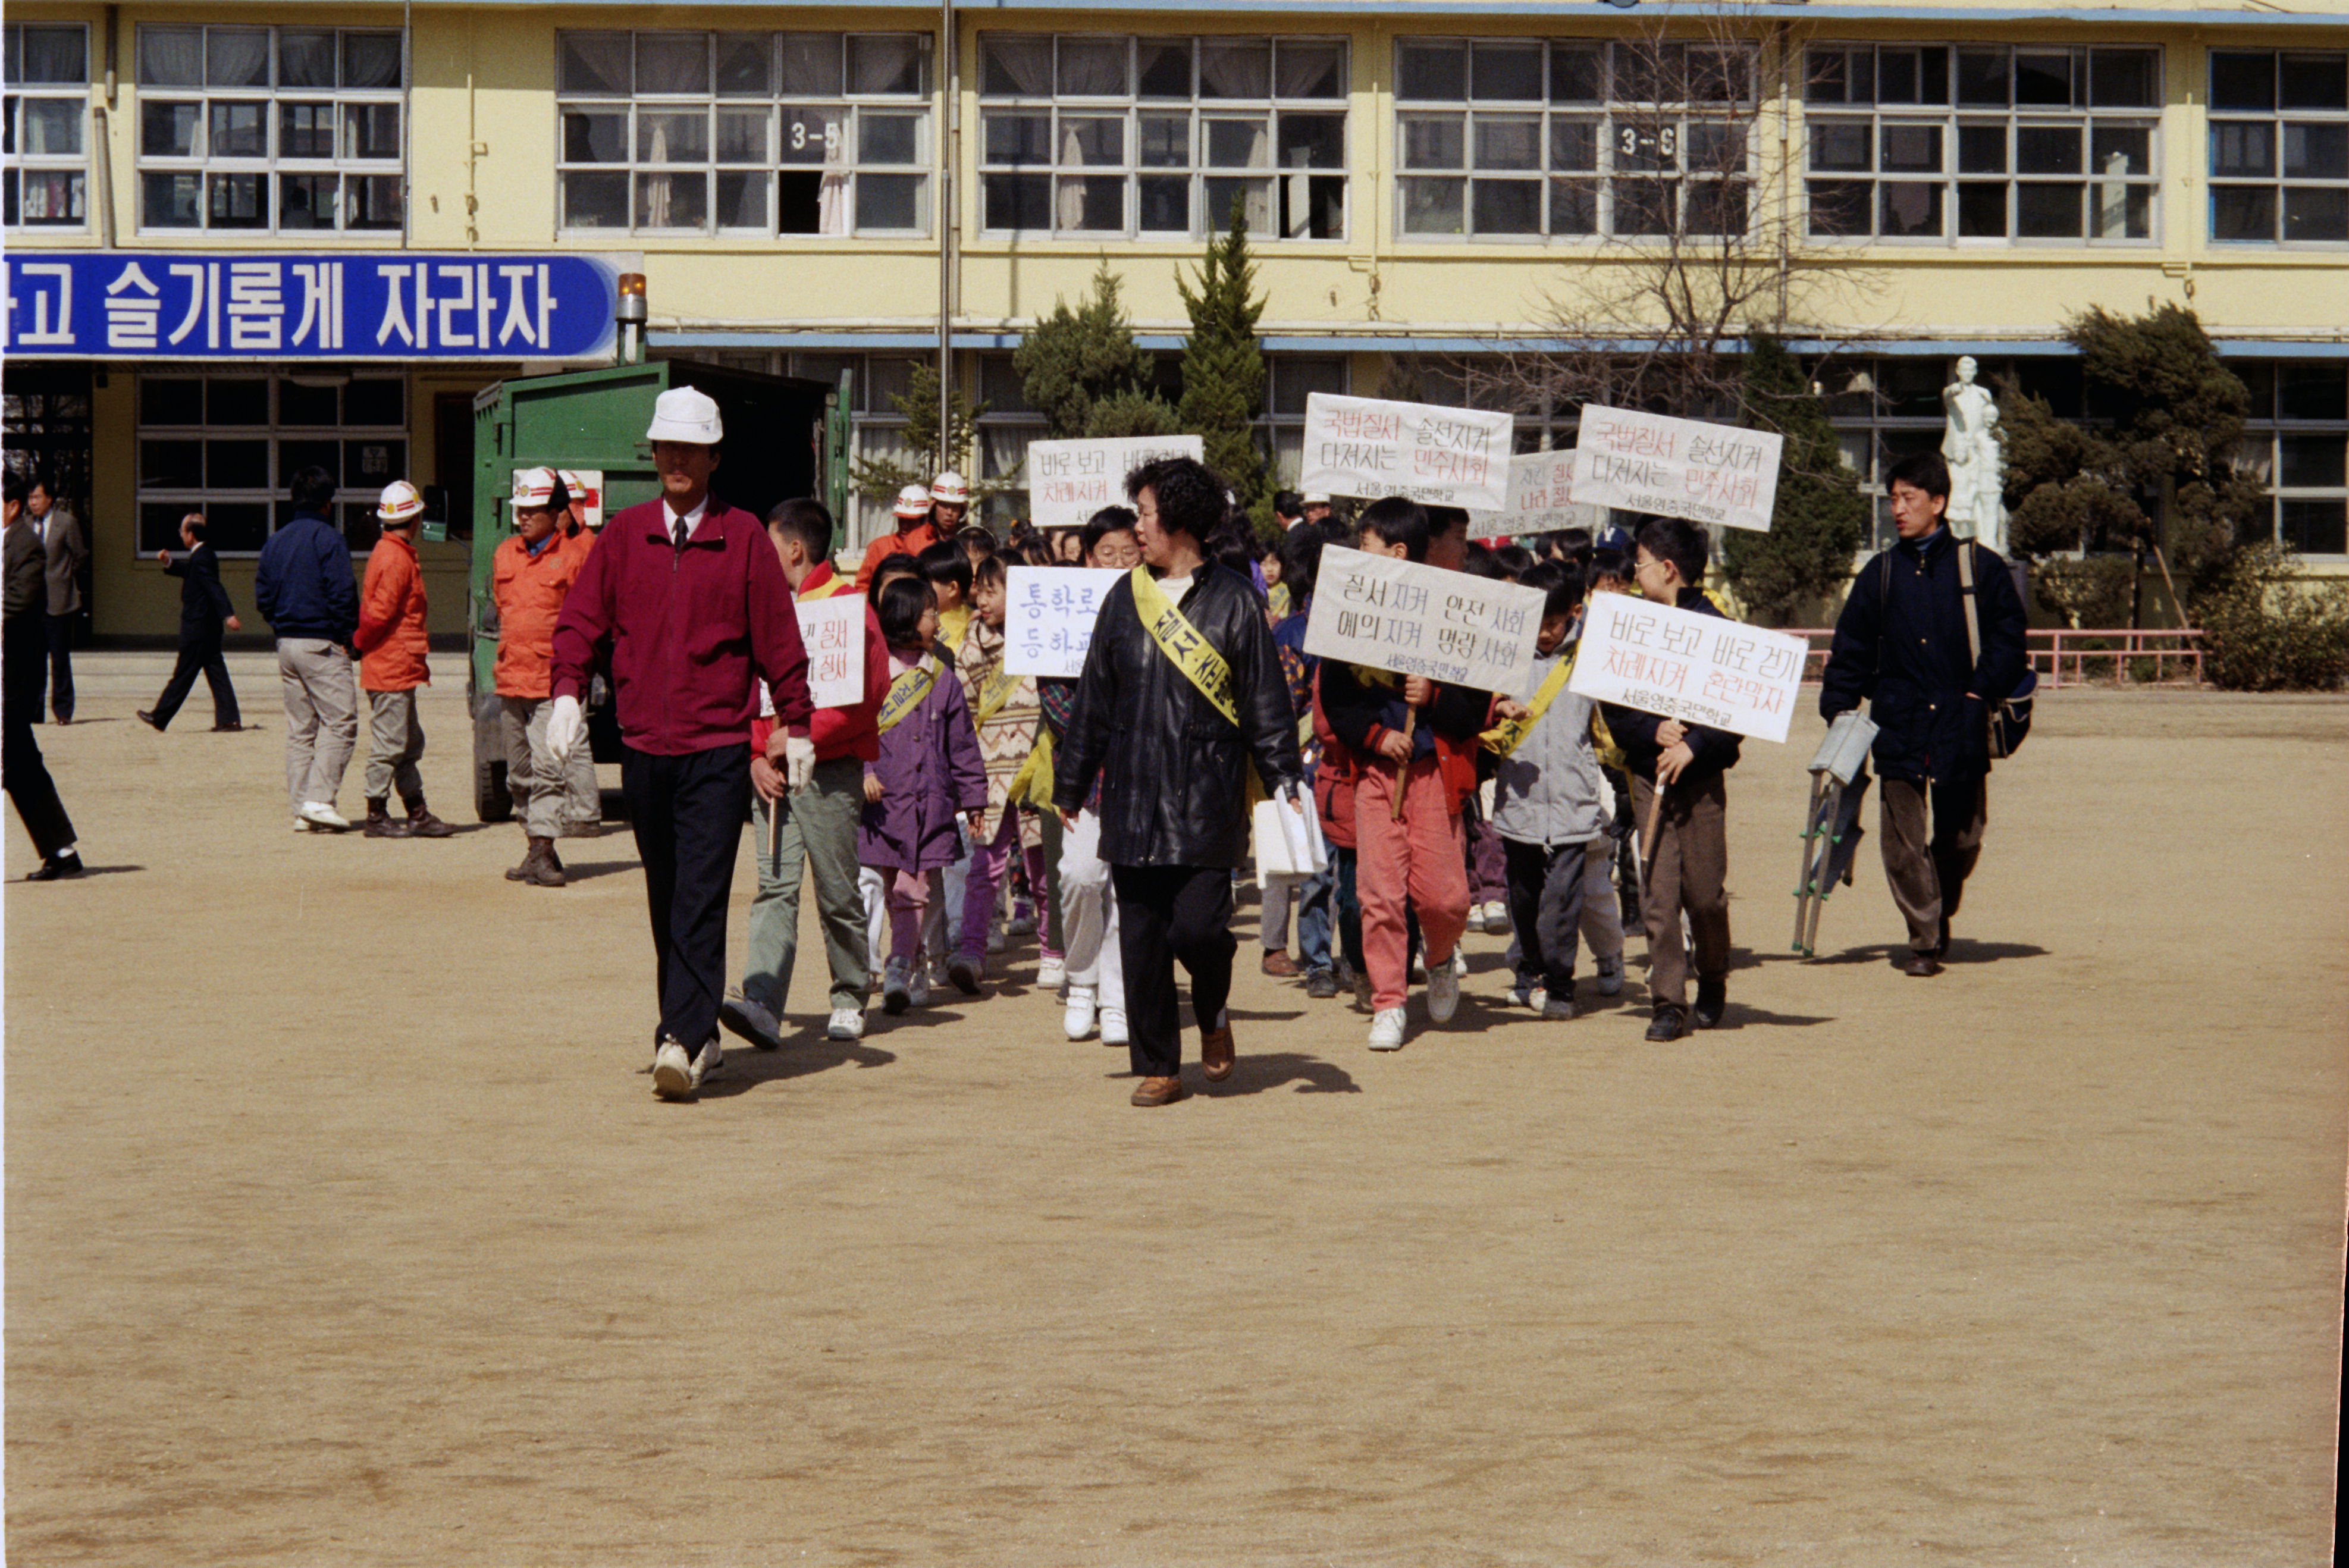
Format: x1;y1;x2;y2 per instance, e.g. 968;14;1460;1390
1294;866;1334;971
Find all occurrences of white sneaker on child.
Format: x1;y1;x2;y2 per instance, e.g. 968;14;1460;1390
1062;985;1097;1041
1099;1006;1128;1046
1368;1008;1407;1051
827;1008;865;1041
1037;954;1067;990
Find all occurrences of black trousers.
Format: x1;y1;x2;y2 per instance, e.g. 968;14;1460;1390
1880;775;1987;953
622;743;749;1050
151;632;241;729
4;614;75;858
1501;836;1591;993
42;610;74;722
1112;862;1237;1079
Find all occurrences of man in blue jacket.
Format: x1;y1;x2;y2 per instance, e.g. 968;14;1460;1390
1820;451;2028;977
253;466;360;832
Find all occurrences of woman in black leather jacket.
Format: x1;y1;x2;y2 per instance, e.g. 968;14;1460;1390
1055;457;1304;1107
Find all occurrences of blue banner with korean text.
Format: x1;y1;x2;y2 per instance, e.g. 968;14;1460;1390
2;252;617;360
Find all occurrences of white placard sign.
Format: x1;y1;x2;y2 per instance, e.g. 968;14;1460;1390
1025;435;1205;529
1299;393;1513;511
1003;566;1121;678
1567;406;1784;532
794;594;867;709
1567;593;1807;744
1466;449;1604;539
1302;545;1547;696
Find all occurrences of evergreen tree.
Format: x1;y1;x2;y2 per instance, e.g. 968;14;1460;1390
1178;200;1275;536
1014;262;1176;441
849;362;1002;506
1717;335;1870;625
2000;302;2264;626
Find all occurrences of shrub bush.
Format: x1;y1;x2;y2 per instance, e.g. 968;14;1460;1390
2199;545;2349;691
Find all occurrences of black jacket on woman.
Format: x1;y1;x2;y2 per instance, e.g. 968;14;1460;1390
1818;528;2029;785
1055;562;1304;870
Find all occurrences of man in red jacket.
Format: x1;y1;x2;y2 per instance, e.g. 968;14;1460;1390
548;388;814;1100
719;498;889;1053
354;481;456;839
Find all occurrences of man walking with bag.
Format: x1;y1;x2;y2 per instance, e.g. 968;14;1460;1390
1820;451;2029;977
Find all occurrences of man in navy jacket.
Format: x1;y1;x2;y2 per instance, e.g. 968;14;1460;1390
254;466;360;831
140;512;243;733
1820;451;2028;977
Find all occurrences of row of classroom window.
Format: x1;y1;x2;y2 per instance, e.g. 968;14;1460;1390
7;25;2349;244
113;355;2349;560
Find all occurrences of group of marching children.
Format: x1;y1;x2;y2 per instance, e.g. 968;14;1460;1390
703;465;1738;1058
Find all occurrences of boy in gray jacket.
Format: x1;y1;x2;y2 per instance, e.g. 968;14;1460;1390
1488;562;1619;1020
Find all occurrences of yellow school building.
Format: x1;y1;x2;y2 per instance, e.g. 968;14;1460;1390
5;0;2346;637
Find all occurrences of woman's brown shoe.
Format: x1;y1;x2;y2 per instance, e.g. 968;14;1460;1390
1130;1075;1188;1107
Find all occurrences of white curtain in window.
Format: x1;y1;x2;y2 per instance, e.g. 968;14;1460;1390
206;29;269;89
562;34;630;96
139;27;204;87
1199;42;1271;99
22;28;87;84
1058;40;1125;97
819;170;850;235
1276;42;1341;100
644;118;673;226
1056;120;1087;228
983;36;1052;97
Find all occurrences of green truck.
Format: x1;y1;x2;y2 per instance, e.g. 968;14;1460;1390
463;359;852;821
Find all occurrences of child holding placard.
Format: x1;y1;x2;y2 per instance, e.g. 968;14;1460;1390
950;553;1052;992
1318;498;1494;1053
1486;561;1615;1019
861;575;988;1017
1596;517;1742;1042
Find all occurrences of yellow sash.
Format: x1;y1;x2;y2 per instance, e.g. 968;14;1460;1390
1006;728;1056;809
975;660;1024;725
876;655;939;734
799;571;855;601
1130;565;1238;727
1481;651;1577;757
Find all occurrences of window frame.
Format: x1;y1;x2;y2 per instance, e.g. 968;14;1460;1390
1802;42;2163;249
131;23;406;237
2207;49;2349;248
2239;361;2349;556
1391;37;1757;244
4;21;93;232
976;33;1350;243
554;30;934;240
134;369;410;559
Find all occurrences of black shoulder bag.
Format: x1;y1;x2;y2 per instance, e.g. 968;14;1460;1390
1956;542;2034;760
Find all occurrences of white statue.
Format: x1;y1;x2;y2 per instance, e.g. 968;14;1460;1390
1940;356;2007;554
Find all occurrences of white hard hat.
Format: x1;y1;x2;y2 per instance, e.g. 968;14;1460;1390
894;483;932;520
645;386;723;445
556;469;589;495
377;480;426;522
1302;491;1331;506
512;467;564;508
930;471;970;505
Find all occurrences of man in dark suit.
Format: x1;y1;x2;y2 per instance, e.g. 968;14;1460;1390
4;471;81;879
26;473;87;725
139;512;244;733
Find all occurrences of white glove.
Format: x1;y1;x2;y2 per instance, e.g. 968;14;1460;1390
545;694;585;766
783;733;817;793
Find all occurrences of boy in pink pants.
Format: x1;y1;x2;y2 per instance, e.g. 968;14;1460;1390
1315;499;1494;1053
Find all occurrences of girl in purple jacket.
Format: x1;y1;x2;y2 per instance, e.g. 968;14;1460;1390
863;575;987;1014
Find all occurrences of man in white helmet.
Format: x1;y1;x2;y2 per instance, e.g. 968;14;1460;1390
353;479;456;838
548;386;814;1100
492;468;596;885
854;470;968;588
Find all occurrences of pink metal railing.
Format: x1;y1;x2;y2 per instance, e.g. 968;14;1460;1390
1787;628;2205;689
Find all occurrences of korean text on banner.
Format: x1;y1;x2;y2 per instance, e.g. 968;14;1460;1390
1298;393;1513;512
1567;406;1784;532
1466;449;1604;539
795;595;867;709
1567;594;1808;744
1004;566;1120;678
1026;435;1206;530
1302;546;1547;696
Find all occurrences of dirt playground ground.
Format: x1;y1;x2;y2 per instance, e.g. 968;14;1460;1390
4;651;2344;1566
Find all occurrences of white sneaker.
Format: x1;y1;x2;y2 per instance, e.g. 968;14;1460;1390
1481;901;1510;933
694;1037;725;1083
1426;957;1461;1024
1368;1008;1407;1050
1507;982;1533;1009
651;1037;695;1099
1062;984;1097;1041
1595;955;1624;997
297;800;352;832
1099;1006;1128;1046
1452;949;1469;977
1036;954;1066;990
718;989;784;1052
826;1007;865;1042
882;958;912;1015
